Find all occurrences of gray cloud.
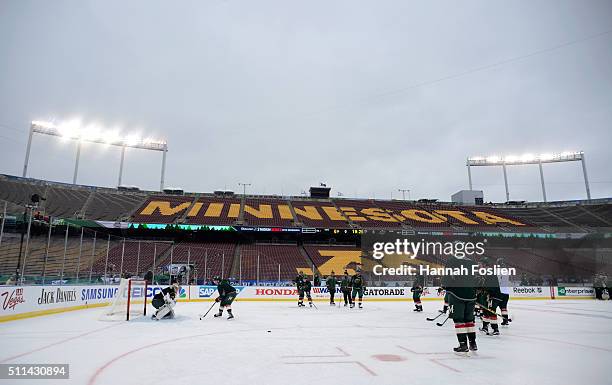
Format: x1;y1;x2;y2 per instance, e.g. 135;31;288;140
1;0;611;202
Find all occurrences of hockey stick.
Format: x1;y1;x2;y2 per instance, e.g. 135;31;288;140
426;312;445;322
199;301;217;320
436;315;451;327
479;304;513;322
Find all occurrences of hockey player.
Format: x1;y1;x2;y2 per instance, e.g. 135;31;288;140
301;277;314;307
438;288;450;314
326;272;338;306
478;257;502;335
212;276;237;319
411;274;424;312
151;282;179;320
475;285;488;318
497;258;511;326
442;255;478;353
340;271;352;307
350;268;366;309
295;271;308;307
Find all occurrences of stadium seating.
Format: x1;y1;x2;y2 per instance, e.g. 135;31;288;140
2;174;611;231
289;199;350;228
241;198;295;227
303;245;362;275
84;191;146;221
332;199;403;228
0;233;111;281
91;240;171;277
185;197;241;226
169;242;235;280
131;195;194;224
239;244;310;281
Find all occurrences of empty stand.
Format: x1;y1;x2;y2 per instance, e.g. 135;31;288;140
169;242;235;280
239;244;310;281
85;191;147;221
242;198;295;227
185;197;241;225
131;195;194;224
289;199;350;228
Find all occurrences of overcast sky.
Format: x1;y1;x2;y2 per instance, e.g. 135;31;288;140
1;0;611;202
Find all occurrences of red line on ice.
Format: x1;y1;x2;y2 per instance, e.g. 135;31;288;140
0;324;121;364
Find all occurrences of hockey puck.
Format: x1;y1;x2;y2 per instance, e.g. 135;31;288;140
267;330;271;333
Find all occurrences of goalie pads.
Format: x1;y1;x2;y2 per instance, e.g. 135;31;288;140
152;294;176;321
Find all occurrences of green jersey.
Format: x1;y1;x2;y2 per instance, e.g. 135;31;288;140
441;256;477;300
217;279;236;297
340;276;351;290
326;276;337;289
351;274;366;289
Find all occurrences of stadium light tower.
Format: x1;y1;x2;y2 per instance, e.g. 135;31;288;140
238;182;251;196
397;188;411;200
466;151;591;202
23;120;169;190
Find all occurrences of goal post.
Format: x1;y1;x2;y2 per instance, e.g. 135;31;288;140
126;278;147;321
100;278;148;321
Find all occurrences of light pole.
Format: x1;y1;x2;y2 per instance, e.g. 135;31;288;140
398;189;410;201
238;182;251;196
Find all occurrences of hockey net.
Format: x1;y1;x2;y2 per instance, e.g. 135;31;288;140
100;278;148;321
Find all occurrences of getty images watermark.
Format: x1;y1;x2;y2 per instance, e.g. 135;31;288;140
370;239;516;277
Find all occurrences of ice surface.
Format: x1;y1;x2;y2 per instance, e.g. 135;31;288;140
2;300;612;385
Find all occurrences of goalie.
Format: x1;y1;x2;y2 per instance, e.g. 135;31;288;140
151;282;180;321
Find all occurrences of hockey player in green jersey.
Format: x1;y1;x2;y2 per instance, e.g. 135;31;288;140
295;271;307;307
411;274;424;312
326;271;338;306
340;271;352;307
212;276;237;320
478;257;502;335
442;255;479;353
301;277;313;307
350;268;366;309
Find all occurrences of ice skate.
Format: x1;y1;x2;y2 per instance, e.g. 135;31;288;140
453;343;469;354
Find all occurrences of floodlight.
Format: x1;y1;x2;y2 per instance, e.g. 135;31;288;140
466;151;590;202
24;119;169;190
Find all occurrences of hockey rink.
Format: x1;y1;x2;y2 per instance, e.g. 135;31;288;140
2;300;611;385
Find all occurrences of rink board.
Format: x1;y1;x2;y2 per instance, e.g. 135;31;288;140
0;285;595;322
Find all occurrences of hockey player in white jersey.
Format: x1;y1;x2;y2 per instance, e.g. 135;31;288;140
497;258;511;325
